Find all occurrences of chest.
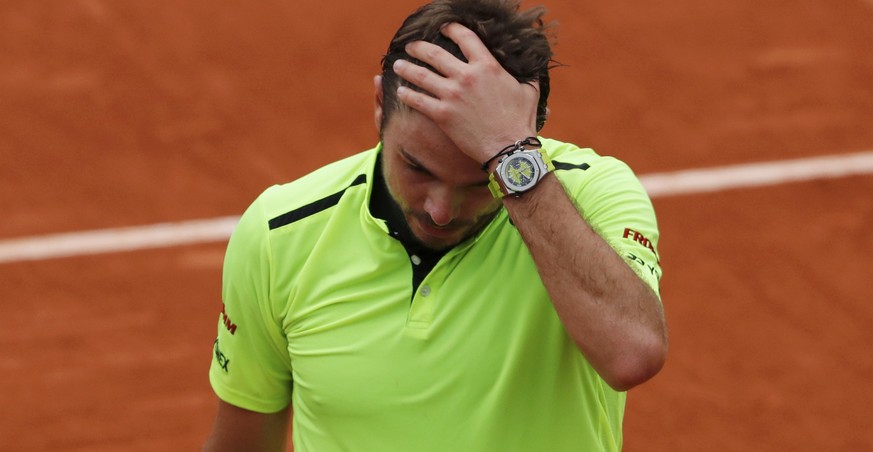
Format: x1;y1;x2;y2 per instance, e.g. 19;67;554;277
279;224;570;417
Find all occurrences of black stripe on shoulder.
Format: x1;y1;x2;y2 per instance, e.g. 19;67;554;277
553;161;591;171
268;173;367;230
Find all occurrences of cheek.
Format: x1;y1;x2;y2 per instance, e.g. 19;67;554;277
462;189;500;217
387;170;427;208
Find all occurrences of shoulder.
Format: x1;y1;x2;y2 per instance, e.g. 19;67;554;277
222;146;379;319
255;148;376;229
541;138;649;207
541;138;662;293
227;147;377;265
542;138;634;177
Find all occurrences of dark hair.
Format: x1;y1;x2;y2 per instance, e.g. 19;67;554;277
380;0;555;132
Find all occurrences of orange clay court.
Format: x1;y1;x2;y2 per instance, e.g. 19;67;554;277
2;0;872;450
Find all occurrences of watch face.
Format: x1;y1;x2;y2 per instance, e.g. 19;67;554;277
501;153;540;192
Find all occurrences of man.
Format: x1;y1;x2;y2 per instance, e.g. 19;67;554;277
204;0;667;450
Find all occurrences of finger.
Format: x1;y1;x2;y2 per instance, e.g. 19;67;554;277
404;40;464;79
440;22;492;64
393;58;447;98
396;85;444;120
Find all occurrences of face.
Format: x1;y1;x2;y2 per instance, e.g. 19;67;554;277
380;110;503;251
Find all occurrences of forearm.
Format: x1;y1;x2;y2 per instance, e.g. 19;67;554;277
502;174;667;391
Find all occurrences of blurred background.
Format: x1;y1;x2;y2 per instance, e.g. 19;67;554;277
1;0;872;450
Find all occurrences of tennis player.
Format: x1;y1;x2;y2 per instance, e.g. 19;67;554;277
204;1;667;450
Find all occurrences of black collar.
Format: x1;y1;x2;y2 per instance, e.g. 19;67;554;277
369;153;446;261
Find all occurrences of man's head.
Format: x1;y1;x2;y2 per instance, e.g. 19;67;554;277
379;0;554;134
375;0;556;251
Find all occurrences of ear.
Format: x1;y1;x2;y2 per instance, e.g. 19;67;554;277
373;75;384;131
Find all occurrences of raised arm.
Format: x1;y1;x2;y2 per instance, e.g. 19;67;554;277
392;23;667;391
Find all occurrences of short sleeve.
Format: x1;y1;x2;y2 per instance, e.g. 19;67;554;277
209;190;294;413
554;151;663;298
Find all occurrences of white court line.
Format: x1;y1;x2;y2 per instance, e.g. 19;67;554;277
640;150;873;197
0;216;240;264
1;151;872;264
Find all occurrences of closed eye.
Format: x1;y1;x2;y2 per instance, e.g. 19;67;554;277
400;148;489;188
408;161;431;175
400;149;434;176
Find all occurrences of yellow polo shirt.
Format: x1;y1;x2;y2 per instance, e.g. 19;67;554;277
210;138;662;451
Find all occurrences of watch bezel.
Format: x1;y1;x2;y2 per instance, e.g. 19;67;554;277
498;151;542;193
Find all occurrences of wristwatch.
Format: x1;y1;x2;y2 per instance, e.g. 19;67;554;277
488;148;555;198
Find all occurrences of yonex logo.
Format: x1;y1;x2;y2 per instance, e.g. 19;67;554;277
213;339;230;372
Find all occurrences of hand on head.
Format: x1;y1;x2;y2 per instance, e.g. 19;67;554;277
392;23;541;165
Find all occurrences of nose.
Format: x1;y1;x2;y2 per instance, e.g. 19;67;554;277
423;185;460;226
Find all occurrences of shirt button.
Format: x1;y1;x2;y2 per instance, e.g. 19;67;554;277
411;255;422;266
420;285;431;297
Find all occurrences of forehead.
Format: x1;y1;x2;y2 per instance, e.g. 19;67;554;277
383;111;487;185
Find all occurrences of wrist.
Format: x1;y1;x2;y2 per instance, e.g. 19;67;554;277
486;143;554;199
480;137;543;173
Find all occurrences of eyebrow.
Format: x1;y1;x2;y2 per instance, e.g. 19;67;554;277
400;148;491;188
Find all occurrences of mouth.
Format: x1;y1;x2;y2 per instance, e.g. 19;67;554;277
417;220;462;239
